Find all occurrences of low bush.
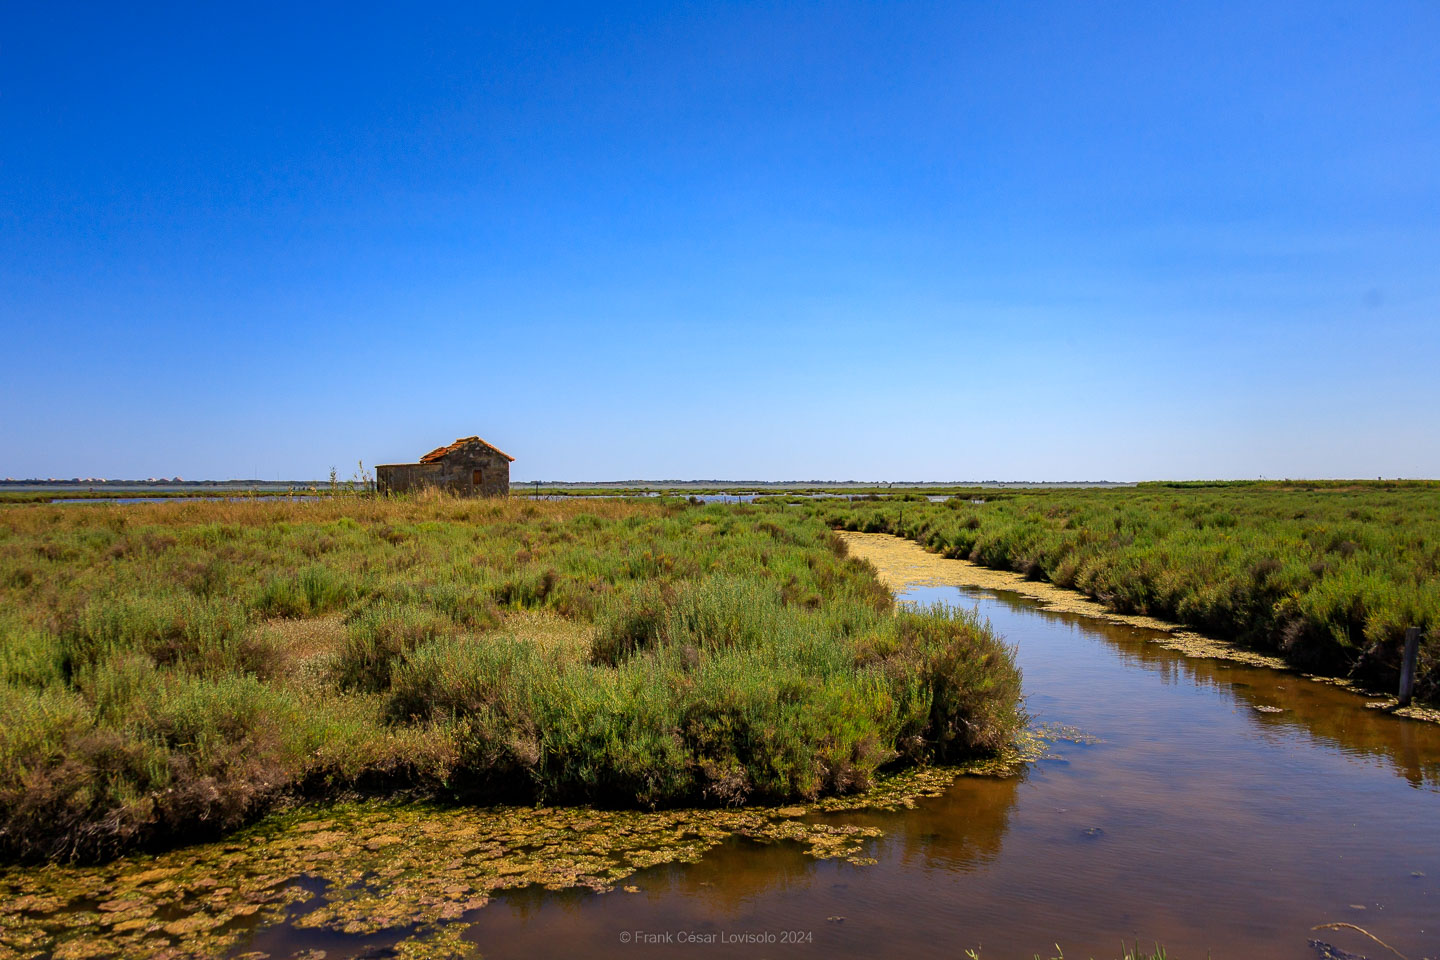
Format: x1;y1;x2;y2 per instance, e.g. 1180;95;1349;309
0;497;1023;862
387;574;1021;806
335;603;457;692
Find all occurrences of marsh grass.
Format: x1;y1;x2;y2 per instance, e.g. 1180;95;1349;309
826;482;1440;701
0;495;1021;862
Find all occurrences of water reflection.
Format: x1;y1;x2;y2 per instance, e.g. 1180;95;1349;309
824;770;1023;874
462;579;1440;960
903;583;1440;791
465;773;1025;959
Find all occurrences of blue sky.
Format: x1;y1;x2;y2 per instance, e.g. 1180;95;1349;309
3;1;1437;481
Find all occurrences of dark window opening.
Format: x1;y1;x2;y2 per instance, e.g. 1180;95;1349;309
472;469;483;486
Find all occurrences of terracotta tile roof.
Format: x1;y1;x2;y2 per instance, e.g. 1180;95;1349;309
419;436;515;463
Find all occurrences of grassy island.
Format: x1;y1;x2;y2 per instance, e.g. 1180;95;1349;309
0;496;1021;862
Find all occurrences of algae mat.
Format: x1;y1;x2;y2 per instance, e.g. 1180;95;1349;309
0;746;1067;960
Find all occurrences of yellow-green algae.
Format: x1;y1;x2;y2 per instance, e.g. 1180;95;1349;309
0;730;1071;960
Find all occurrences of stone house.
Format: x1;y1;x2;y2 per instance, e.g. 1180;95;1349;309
376;436;513;497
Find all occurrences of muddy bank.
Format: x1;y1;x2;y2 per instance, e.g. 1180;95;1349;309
837;531;1440;724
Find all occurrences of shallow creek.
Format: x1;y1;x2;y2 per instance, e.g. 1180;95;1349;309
3;534;1436;959
466;535;1440;960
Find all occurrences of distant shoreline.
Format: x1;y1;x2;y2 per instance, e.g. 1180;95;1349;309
0;478;1136;491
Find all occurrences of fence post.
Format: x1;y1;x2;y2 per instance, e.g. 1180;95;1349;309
1398;626;1421;707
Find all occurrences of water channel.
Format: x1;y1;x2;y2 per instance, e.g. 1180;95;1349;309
6;535;1435;959
462;537;1439;959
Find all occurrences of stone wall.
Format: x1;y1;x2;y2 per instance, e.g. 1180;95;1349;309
375;462;444;496
440;445;511;497
376;446;511;497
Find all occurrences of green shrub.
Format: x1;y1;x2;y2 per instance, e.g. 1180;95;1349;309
591;585;669;666
59;595;273;679
393;573;1022;807
826;482;1439;699
335;603;456;692
255;565;354;618
0;496;1024;862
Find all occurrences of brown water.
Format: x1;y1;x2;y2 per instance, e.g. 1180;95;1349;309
457;582;1440;960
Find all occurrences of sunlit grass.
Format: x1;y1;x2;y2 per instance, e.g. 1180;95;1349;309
826;481;1439;701
0;495;1021;862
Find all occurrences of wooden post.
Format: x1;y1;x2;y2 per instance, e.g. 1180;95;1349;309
1398;626;1421;707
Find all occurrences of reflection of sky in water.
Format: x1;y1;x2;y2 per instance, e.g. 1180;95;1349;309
902;582;1440;792
462;579;1440;960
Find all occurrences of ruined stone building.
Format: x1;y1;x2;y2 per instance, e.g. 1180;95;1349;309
376;436;513;497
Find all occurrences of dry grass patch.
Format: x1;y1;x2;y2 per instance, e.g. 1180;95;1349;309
251;616;348;691
497;609;593;662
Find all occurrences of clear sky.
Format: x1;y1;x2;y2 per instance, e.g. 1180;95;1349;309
3;2;1437;482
